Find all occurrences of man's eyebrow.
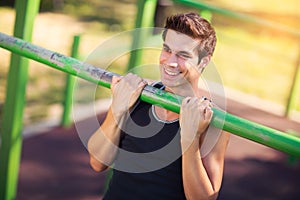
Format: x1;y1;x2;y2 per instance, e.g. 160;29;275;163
177;50;193;57
162;43;170;48
163;44;192;54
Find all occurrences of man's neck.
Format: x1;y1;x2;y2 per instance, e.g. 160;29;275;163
154;81;202;121
165;82;201;98
154;106;179;122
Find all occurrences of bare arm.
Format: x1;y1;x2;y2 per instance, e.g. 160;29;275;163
182;131;229;199
87;73;147;172
180;97;230;199
88;107;124;172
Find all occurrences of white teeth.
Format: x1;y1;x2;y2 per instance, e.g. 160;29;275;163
165;68;179;76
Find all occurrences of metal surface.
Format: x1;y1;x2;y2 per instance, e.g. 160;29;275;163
0;32;300;157
61;35;81;126
0;0;41;199
174;0;300;37
285;51;300;117
127;0;158;72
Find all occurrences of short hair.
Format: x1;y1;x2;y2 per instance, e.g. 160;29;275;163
162;12;217;58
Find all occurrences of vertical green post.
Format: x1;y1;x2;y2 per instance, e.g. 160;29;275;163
0;0;40;199
104;0;158;190
285;48;300;117
127;0;158;72
200;10;213;22
61;35;81;127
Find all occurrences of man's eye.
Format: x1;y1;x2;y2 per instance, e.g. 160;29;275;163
163;46;171;53
178;53;191;59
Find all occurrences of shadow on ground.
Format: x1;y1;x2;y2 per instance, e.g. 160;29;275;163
17;104;300;199
220;157;300;200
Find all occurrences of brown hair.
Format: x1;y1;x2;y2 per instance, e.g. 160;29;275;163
162;12;217;58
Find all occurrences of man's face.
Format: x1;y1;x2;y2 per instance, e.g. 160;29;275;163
159;30;202;89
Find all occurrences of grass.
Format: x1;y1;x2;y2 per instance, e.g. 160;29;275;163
0;0;300;125
214;26;298;104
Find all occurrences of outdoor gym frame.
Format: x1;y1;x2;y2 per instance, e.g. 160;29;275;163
1;32;300;158
1;1;299;200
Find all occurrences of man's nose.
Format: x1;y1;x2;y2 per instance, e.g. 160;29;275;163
166;53;178;68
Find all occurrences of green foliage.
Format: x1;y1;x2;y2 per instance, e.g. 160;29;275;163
39;0;138;31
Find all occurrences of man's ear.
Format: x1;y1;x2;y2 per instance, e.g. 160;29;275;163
198;56;211;72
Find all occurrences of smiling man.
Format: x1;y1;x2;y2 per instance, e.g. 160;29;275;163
88;12;230;200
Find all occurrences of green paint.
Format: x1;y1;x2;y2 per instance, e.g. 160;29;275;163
217;110;300;155
127;0;158;72
200;10;213;22
0;0;41;199
0;32;300;157
285;54;300;117
61;35;81;127
174;0;300;37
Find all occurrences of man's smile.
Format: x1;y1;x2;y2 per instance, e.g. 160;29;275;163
163;67;181;76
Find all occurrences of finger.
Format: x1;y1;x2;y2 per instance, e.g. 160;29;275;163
204;107;213;121
182;97;192;106
201;96;212;102
129;75;146;91
111;76;123;91
142;79;148;85
112;75;122;85
140;79;148;88
122;73;135;82
200;98;211;107
190;97;199;104
136;79;148;93
124;73;144;87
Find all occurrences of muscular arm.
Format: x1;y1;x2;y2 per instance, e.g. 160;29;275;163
180;97;230;199
88;107;124;172
87;73;147;172
182;131;229;200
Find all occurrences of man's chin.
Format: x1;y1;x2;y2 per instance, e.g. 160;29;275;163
161;80;183;90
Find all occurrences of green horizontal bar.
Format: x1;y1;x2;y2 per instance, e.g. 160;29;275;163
174;0;300;37
0;32;299;157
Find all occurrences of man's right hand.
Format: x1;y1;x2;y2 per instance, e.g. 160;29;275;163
110;73;147;120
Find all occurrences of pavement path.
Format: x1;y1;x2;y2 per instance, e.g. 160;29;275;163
16;98;300;200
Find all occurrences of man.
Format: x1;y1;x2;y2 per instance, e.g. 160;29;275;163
88;12;229;199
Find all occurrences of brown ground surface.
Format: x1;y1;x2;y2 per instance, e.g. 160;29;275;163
17;99;300;200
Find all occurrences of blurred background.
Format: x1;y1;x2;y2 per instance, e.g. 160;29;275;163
0;0;300;199
0;0;299;126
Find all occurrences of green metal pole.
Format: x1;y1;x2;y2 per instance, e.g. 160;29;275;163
127;0;158;72
174;0;300;37
61;35;81;127
285;49;300;117
0;32;300;157
0;0;40;199
199;10;213;22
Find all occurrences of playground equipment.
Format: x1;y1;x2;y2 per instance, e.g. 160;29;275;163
0;0;40;199
61;35;81;126
1;32;300;158
1;1;299;200
135;0;300;118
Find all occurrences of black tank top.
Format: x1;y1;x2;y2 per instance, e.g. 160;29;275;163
104;83;186;200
